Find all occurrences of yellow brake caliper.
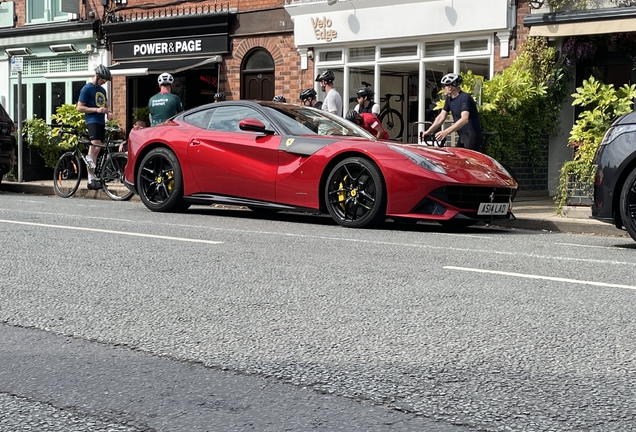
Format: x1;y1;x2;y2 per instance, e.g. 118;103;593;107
337;175;349;210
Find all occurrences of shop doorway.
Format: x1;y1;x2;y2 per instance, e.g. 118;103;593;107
241;49;275;101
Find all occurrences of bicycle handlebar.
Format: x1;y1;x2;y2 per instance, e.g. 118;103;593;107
384;94;404;103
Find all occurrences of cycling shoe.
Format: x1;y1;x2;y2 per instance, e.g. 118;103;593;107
87;180;103;190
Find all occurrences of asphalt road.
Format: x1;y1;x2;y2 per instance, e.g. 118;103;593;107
1;192;636;431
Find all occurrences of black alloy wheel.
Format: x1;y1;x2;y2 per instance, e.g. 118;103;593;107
101;153;134;201
620;167;636;242
137;147;190;212
325;157;386;228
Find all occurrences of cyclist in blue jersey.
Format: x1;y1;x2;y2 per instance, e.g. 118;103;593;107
423;73;482;151
77;65;113;189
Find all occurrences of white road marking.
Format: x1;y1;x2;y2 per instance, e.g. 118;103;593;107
0;207;634;266
428;232;492;239
0;219;223;245
444;266;636;290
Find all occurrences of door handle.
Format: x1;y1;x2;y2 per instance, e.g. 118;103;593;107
190;139;201;146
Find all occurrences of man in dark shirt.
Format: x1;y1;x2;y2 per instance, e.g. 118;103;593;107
423;73;482;151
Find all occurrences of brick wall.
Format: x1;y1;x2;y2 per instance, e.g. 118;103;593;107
227;34;313;101
494;0;531;73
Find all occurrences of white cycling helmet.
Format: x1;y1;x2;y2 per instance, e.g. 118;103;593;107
441;73;462;87
158;72;174;86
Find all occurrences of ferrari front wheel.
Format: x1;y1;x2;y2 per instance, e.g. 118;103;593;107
325;157;386;228
137;148;190;212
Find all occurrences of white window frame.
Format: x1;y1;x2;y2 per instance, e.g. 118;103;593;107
26;0;68;25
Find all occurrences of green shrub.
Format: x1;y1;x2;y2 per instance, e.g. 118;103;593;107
555;76;636;212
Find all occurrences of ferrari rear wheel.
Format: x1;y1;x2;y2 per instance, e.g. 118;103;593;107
137;147;190;212
325;157;386;228
619;167;636;242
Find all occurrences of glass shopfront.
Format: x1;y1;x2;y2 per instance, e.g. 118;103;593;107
314;37;493;143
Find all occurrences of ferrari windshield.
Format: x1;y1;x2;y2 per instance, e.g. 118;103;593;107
260;104;374;139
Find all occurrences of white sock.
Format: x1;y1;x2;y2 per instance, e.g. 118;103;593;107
88;174;95;182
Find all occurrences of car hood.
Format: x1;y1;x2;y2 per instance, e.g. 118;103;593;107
398;143;515;184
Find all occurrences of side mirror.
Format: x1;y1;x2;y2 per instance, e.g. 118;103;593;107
239;118;274;135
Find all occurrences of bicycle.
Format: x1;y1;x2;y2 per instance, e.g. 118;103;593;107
378;93;404;141
52;125;134;201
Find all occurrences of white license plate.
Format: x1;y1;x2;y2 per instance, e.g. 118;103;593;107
478;202;509;216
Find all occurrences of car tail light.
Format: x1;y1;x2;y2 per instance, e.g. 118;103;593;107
594;165;603;186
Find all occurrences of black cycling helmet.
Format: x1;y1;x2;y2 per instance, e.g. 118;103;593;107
299;88;317;101
95;64;112;81
441;73;462;87
273;95;286;102
214;92;226;101
356;87;373;99
315;70;335;83
345;109;360;123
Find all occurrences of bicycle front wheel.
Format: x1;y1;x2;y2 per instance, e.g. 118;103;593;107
101;152;134;201
380;109;404;140
53;152;82;198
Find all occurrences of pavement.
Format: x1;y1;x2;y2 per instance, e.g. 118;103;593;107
0;179;630;238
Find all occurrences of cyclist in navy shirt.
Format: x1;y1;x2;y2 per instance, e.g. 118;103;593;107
77;65;112;189
423;73;482;151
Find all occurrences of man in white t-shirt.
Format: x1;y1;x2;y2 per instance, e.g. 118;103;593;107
315;70;343;117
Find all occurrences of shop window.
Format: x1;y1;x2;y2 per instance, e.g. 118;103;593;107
27;0;67;24
424;41;454;58
51;82;66;114
350;47;375;62
459;58;490;79
380;45;417;59
318;51;342;62
72;81;85;104
459;39;489;54
33;83;47;120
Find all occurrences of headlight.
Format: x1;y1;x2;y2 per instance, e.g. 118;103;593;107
483;155;511;178
600;124;636;146
388;144;446;174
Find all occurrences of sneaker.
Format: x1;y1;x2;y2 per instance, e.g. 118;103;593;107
87;179;102;190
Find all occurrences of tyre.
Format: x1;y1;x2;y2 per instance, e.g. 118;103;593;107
53;152;82;198
380;108;404;140
325;157;386;228
101;153;134;201
137;147;190;212
619;167;636;242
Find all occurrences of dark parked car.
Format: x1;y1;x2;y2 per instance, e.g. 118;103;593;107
592;112;636;241
0;103;16;184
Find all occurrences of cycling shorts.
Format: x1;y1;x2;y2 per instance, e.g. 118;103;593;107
87;123;105;143
457;130;482;152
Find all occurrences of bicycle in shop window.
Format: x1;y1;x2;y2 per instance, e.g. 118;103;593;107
52;125;134;201
349;81;404;140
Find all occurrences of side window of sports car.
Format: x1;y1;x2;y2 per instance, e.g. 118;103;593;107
183;109;214;129
207;106;272;133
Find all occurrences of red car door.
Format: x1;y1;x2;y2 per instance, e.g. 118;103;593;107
186;105;280;202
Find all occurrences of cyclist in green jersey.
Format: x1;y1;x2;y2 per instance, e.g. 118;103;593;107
148;72;183;126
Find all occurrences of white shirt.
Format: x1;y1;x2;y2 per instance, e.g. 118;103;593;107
322;88;343;117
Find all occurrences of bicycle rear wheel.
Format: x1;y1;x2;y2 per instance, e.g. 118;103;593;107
53;152;82;198
101;152;134;201
380;108;404;140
